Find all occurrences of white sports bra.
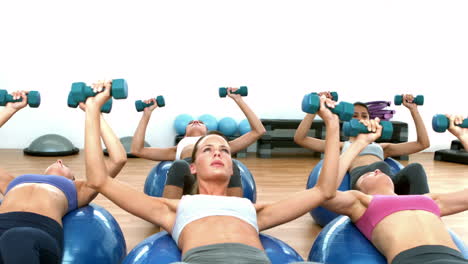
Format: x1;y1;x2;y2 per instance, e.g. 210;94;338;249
341;141;384;160
171;195;259;246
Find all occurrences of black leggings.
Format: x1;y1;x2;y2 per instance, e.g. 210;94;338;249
0;212;63;264
166;158;242;194
350;161;430;195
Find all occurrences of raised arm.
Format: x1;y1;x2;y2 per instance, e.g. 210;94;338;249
294;113;327;152
76;103;128;207
0;90;27;128
84;81;175;229
382;94;430;157
256;97;340;231
336;118;383;186
0;91;28;193
428;188;468;217
100;115;127;177
130;98;176;161
447;114;468;150
225;88;266;153
294;91;342;152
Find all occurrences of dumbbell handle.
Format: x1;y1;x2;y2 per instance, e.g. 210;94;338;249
67;91;112;113
394;95;424;105
135;96;165;112
432;114;468;133
0;90;41;108
70;79;128;104
343;119;393;140
219;86;248;98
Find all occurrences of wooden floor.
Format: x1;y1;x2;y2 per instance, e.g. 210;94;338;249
0;150;467;260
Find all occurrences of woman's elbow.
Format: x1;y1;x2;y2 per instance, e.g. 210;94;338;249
293;134;304;145
322;189;337;200
316;185;336;200
85;171;108;190
113;155;127;168
86;179;104;191
130;146;140;156
421;140;431;150
253;127;266;138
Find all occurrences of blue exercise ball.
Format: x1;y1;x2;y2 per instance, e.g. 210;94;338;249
238;119;251;135
233;159;257;203
123;231;303;264
306;159;350;227
260;233;304;263
309;215;468;263
307;158;403;227
144;161;173;197
144;159;257;203
62;203;127;264
174;114;194;135
198;114;218;131
385;157;405;175
218;117;238;136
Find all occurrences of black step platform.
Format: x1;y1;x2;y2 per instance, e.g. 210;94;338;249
257;119;409;159
434;149;468;165
450;140;465;151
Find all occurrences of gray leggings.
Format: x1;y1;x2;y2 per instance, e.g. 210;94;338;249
171;243;271;264
170;243;320;264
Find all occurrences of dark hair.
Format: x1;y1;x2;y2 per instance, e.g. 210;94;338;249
191;131;229;162
353;102;369;115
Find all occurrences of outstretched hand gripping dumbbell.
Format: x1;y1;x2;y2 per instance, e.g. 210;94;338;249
219;86;248;98
432;114;468;133
301;92;353;121
70;79;128;102
343;119;394;140
67;92;113;113
394;95;424;106
67;79;128;113
135;96;165;112
0;90;41;108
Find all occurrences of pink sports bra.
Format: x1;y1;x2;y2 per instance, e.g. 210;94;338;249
355;195;440;240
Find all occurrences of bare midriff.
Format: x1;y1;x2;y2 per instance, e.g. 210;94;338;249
0;183;68;225
177;216;262;255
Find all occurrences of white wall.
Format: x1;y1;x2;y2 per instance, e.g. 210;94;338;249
0;0;467;151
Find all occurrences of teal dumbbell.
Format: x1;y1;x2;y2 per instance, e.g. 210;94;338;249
343;119;393;140
310;92;338;101
67;92;113;113
219;86;248;98
432;114;468;133
0;90;41;108
394;95;424;106
135;96;165;112
70;79;128;105
301;93;354;121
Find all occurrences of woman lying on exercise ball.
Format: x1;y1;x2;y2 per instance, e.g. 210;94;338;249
85;82;339;263
0;90;126;263
131;87;266;199
321;115;468;264
295;93;431;195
